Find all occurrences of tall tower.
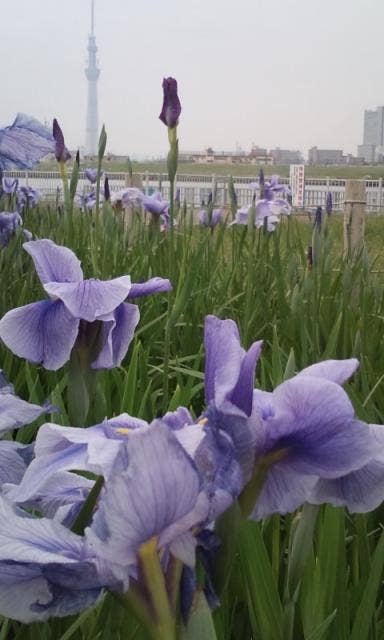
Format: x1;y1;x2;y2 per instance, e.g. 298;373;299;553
85;0;100;156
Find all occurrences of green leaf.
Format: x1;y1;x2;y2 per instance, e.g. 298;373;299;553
181;591;218;640
98;125;107;160
238;520;283;640
350;530;384;640
306;610;338;640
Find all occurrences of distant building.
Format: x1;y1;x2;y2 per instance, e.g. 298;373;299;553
344;153;365;165
248;145;274;165
357;144;376;163
179;147;273;165
358;106;384;162
308;147;344;165
270;148;303;164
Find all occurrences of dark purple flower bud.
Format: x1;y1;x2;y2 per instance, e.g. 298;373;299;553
159;77;181;129
75;150;80;166
104;176;110;202
52;118;71;163
259;168;265;186
326;191;333;216
314;206;322;230
207;191;213;205
307;245;313;269
175;187;181;206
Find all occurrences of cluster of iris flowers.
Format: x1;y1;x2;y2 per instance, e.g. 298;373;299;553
0;239;383;637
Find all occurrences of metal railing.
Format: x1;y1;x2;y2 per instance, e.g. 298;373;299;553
3;171;384;212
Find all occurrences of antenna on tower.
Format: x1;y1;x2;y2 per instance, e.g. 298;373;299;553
91;0;95;36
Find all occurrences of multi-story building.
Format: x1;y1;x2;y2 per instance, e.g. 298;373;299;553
308;147;344;165
358;106;384;162
179;147;273;165
270;148;303;164
357;144;376;163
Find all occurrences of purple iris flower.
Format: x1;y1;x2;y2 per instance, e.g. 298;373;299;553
85;168;98;184
0;369;52;486
0;239;172;370
326;191;333;215
112;187;143;207
76;191;98;212
0;496;119;623
0;113;55;171
8;415;210;581
0;211;22;247
17;185;41;210
85;422;210;581
2;177;18;195
159;77;181;129
198;209;223;229
201;315;377;520
264;175;286;201
250;359;376;519
9;405;240;532
52;118;71;163
142;191;169;217
230;202;283;231
230;206;249;226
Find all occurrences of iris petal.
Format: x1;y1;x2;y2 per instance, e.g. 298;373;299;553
23;239;83;285
127;277;172;299
92;302;140;369
0;113;54;171
0;299;79;370
43;277;132;322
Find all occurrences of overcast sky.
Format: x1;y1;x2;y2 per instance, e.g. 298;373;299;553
1;0;382;158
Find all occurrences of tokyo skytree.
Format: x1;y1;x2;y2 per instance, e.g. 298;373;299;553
85;0;100;156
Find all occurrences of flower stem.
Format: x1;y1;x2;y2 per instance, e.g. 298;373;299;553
138;537;177;640
166;554;183;614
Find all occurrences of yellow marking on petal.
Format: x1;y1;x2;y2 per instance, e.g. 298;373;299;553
197;418;208;427
116;428;131;435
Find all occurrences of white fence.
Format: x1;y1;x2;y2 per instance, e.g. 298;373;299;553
4;170;384;212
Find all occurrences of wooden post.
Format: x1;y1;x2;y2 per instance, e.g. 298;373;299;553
343;180;366;257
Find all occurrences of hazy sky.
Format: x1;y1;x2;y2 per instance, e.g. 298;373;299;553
1;0;383;158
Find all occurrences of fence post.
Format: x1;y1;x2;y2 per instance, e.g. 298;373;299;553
343;179;366;257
